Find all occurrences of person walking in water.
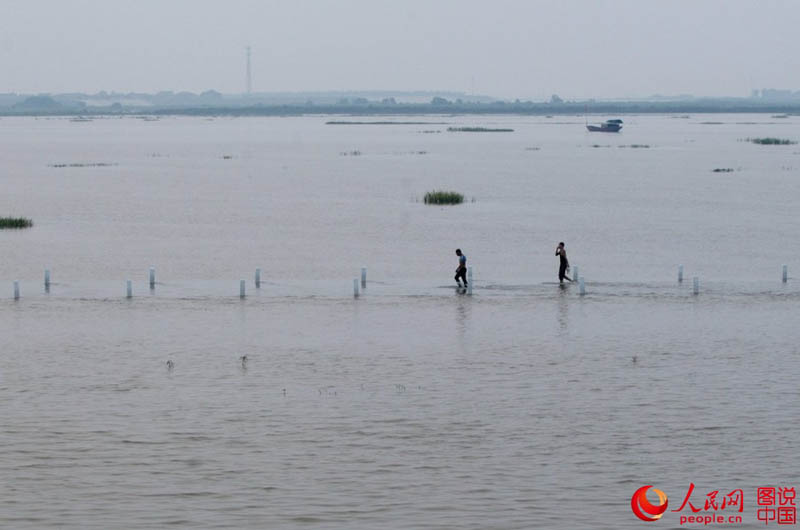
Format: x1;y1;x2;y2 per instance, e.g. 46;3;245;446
555;242;572;284
455;249;468;288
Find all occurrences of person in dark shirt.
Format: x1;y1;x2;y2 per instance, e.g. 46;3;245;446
555;242;572;284
455;249;468;287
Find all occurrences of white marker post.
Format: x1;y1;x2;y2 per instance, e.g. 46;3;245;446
255;268;261;288
693;277;699;295
467;267;473;295
240;279;246;298
44;269;51;291
13;280;19;300
353;279;359;298
572;265;579;282
126;280;132;298
782;264;788;283
579;277;586;296
149;267;155;289
678;265;684;283
361;267;367;288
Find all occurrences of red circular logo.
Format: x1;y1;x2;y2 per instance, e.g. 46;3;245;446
631;485;669;521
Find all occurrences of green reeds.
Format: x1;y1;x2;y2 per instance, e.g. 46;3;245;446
746;137;797;145
447;127;514;132
0;217;33;229
424;190;464;205
49;162;117;168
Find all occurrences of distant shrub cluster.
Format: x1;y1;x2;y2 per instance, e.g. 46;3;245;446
0;217;33;229
712;168;734;173
447;127;514;133
746;137;797;145
424;191;464;205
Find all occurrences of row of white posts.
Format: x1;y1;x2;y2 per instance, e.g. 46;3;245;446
7;264;792;300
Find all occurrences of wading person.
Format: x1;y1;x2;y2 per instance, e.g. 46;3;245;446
455;249;468;288
555;242;572;284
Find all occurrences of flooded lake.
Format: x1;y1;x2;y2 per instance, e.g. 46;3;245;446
1;114;799;528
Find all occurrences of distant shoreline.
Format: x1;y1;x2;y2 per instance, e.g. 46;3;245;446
3;101;800;117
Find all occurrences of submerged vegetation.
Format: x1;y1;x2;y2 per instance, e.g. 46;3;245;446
49;162;117;168
447;127;514;132
745;137;797;145
326;121;448;125
424;190;464;205
0;217;33;229
591;144;651;148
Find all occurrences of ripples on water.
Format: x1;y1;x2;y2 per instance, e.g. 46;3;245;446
1;115;799;528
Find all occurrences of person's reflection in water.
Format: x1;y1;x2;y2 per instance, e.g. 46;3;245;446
557;284;569;333
454;295;472;352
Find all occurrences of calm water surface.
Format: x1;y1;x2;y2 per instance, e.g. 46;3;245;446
1;114;799;528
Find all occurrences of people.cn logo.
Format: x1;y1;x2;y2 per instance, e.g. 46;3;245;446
631;485;669;521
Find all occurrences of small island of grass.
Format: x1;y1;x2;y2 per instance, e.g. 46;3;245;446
447;127;514;133
49;162;117;168
424;190;464;205
326;121;447;125
0;217;33;229
746;137;797;145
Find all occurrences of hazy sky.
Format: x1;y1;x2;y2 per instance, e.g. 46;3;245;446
1;0;798;99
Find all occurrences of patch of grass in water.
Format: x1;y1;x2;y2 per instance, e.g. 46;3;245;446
424;190;464;205
49;162;117;168
712;168;734;173
0;217;33;229
327;121;448;125
447;127;514;132
619;144;651;148
746;137;797;145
